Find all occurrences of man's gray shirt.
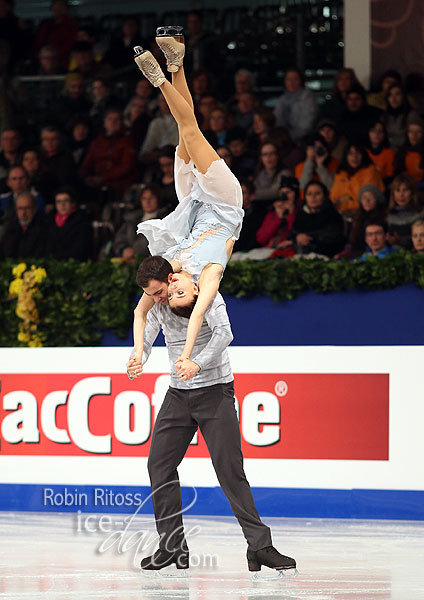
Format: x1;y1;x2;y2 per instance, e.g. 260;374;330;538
141;292;234;389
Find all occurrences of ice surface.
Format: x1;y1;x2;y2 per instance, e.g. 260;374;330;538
0;512;423;599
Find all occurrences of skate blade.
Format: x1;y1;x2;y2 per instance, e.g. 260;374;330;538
251;567;298;581
141;567;189;579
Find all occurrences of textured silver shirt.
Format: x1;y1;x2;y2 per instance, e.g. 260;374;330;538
142;292;234;389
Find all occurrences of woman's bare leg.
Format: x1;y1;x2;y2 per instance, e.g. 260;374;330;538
158;78;219;174
171;67;192;165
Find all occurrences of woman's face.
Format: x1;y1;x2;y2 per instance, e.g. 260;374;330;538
167;273;198;308
279;186;296;209
412;224;424;252
382;76;397;93
22;151;39;175
387;86;403;109
360;190;378;212
217;147;232;167
319;125;336;146
260;144;278;170
141;189;159;213
92;80;107;101
135;79;152;98
393;183;412;207
253;113;266;135
209;110;226;133
55;192;74;216
369;122;385;147
346;146;362;169
159;156;174;175
407;124;423;146
130;97;146;120
193;73;208;96
305;184;325;211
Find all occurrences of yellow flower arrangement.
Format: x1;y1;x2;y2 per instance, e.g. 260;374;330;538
9;264;47;347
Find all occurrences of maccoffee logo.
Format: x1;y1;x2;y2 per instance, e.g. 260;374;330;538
0;373;389;460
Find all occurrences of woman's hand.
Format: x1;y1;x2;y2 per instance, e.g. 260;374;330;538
296;233;313;246
176;357;200;381
305;145;315;162
276;239;293;249
126;356;143;379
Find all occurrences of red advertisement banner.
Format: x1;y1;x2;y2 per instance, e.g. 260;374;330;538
0;373;389;460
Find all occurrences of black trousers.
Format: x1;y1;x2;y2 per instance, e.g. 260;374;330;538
147;381;272;552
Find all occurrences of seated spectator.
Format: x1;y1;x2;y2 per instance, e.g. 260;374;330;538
394;117;424;183
386;174;424;249
316;118;347;162
359;220;396;260
1;192;46;259
80;108;137;197
249;107;275;151
274;68;317;143
381;83;420;151
319;67;359;121
411;219;424;253
196;94;218;129
204;107;232;147
368;70;402;111
233;179;267;252
253;142;291;202
68;115;92;169
233;92;257;131
0;127;21;188
113;184;169;262
295;134;339;192
39;125;77;203
51;72;91;130
337;84;382;145
256;176;299;250
139;94;179;164
123;96;151;153
131;79;157;116
46;186;92;260
68;40;105;79
0;166;45;222
20;149;49;200
226;127;256;179
337;184;387;259
102;15;139;70
328;143;384;216
89;78;120;133
227;69;254;112
34;0;78;71
149;145;178;210
365;120;395;184
291;180;345;257
249;110;302;169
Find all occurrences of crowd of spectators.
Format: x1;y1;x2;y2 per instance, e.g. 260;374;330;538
1;0;424;265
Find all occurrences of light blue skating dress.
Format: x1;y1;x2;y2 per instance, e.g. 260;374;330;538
137;149;244;281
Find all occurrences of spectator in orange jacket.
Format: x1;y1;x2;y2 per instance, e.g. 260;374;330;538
80;108;137;197
366;120;395;184
328;143;384;215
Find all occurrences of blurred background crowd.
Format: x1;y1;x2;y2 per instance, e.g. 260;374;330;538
1;0;424;265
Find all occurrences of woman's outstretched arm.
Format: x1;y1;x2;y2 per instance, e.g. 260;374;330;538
133;293;155;366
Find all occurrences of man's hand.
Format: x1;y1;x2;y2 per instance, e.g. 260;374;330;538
126;356;143;379
176;357;200;381
296;233;313;246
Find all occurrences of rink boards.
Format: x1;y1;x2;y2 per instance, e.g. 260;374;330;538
0;346;423;519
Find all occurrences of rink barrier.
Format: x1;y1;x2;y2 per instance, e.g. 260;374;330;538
0;484;423;520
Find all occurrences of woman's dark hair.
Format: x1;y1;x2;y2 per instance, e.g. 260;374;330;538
157;145;175;160
139;184;163;207
338;143;372;172
303;180;330;203
54;185;78;204
253;107;275;131
170;296;198;318
366;119;390;149
136;255;172;288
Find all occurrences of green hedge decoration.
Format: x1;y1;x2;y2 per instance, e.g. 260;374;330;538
1;252;423;347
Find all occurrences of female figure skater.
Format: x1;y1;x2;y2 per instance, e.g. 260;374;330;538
131;28;244;379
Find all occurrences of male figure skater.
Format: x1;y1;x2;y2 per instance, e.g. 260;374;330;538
127;255;297;576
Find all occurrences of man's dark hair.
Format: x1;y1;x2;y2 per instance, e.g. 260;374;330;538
136;255;172;288
54;186;77;204
364;218;388;234
170;297;198;319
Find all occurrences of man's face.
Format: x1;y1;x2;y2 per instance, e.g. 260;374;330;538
142;279;169;305
41;130;60;155
7;168;28;193
412;224;424;252
365;225;386;253
104;112;122;135
16;194;36;227
346;92;363;112
1;129;20;152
